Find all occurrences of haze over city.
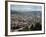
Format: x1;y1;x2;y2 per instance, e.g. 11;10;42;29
11;5;42;32
11;5;42;12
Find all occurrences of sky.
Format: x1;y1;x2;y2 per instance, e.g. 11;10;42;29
10;5;42;12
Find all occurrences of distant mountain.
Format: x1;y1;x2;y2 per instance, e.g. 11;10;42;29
11;10;42;16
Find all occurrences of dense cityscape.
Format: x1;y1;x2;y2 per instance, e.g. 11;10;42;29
11;11;42;32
